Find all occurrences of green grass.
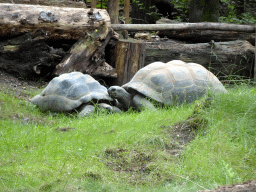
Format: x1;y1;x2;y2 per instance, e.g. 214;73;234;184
0;84;256;191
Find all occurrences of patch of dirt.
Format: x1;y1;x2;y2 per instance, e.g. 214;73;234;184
10;113;48;124
0;70;50;124
161;101;209;157
104;100;210;184
198;180;256;192
55;127;76;132
82;171;102;181
0;70;48;101
104;148;151;175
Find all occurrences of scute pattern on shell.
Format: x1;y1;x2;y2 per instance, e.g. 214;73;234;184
31;72;113;112
122;60;226;105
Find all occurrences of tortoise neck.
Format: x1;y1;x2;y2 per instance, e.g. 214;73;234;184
119;89;134;111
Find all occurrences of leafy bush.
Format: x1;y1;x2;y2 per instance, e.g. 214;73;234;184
219;0;256;24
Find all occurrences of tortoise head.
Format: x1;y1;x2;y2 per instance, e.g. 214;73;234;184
108;86;133;111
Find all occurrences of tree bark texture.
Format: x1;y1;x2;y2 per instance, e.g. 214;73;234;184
0;3;114;79
0;3;111;39
0;31;66;78
111;23;255;33
107;0;120;24
54;25;118;78
91;0;98;8
113;39;146;85
144;40;255;79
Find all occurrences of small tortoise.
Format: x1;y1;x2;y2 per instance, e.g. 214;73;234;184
30;72;120;116
108;60;227;111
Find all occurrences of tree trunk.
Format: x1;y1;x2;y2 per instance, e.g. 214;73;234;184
144;40;255;80
107;0;120;24
113;39;145;85
0;3;111;39
189;0;219;22
91;0;98;8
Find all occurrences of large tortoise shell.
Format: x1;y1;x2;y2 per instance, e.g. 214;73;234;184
31;72;112;112
122;60;226;105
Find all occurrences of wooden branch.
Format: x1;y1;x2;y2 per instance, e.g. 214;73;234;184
111;23;255;33
0;3;111;39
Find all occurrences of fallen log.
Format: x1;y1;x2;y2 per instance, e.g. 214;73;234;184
0;0;86;8
144;40;255;80
155;18;255;45
0;31;66;78
157;30;255;45
0;4;114;79
0;3;111;39
111;23;256;33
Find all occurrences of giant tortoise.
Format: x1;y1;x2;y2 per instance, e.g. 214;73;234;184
108;60;227;111
30;72;120;116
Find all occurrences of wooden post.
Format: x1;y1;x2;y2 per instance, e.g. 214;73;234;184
107;0;120;24
124;0;130;24
114;40;146;85
91;0;98;8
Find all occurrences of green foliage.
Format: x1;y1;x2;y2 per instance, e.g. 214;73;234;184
146;5;163;20
219;12;256;24
88;0;256;24
171;0;256;23
131;0;163;21
171;0;190;21
219;0;256;24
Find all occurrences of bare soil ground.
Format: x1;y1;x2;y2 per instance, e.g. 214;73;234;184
199;180;256;192
0;70;47;101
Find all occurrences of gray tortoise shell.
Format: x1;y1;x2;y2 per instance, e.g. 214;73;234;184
122;60;226;105
31;72;113;112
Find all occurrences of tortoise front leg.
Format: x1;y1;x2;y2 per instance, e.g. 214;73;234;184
133;94;156;111
79;105;95;117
